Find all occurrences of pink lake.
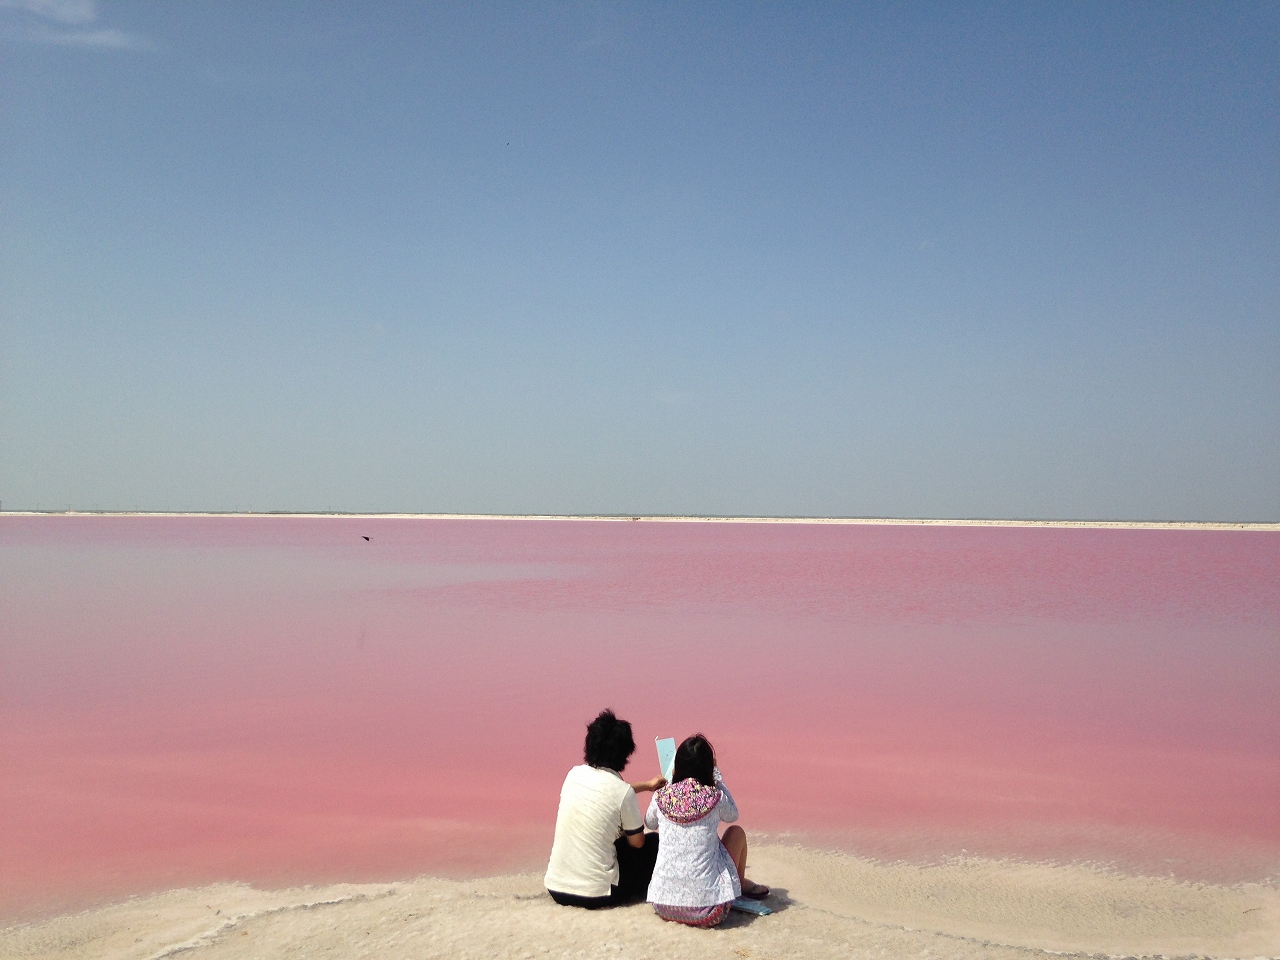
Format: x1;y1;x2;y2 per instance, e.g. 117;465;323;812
1;516;1277;920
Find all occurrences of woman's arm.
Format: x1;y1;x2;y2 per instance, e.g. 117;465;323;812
644;794;659;832
714;767;739;822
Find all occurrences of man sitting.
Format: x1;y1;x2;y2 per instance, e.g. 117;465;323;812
545;709;665;907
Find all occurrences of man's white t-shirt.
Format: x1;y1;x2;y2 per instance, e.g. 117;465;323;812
544;765;643;898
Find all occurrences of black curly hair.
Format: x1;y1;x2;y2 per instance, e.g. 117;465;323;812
584;709;636;772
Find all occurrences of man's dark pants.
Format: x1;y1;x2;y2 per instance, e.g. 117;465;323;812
547;833;660;908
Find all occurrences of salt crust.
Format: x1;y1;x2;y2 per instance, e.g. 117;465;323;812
4;845;1278;960
4;512;1277;530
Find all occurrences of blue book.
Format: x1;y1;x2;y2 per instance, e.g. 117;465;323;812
730;897;773;915
655;737;676;782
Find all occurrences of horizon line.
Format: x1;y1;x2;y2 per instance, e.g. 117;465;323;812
1;511;1275;531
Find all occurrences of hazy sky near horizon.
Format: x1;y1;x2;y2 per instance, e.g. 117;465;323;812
1;2;1276;519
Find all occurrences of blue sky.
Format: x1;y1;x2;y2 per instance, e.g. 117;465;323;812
1;2;1276;519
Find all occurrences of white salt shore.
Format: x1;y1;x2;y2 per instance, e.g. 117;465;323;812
6;511;1277;530
5;845;1278;960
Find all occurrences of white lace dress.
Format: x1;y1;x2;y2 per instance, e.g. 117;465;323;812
644;771;742;908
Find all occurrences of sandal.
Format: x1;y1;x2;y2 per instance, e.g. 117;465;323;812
741;881;770;900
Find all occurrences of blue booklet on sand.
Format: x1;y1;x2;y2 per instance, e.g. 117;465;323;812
655;737;676;782
730;898;773;915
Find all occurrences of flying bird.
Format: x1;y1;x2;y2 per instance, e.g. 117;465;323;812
362;536;370;541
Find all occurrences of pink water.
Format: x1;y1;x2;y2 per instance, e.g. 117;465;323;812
2;516;1277;920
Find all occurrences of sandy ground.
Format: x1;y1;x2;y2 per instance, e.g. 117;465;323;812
4;845;1278;960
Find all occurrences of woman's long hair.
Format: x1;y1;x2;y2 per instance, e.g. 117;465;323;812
671;734;716;787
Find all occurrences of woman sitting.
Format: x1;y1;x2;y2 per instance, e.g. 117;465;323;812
644;734;769;927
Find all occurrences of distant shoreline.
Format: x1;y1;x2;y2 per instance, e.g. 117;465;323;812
1;512;1275;531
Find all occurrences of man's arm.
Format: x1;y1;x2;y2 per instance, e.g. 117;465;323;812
619;781;658;848
628;775;666;793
